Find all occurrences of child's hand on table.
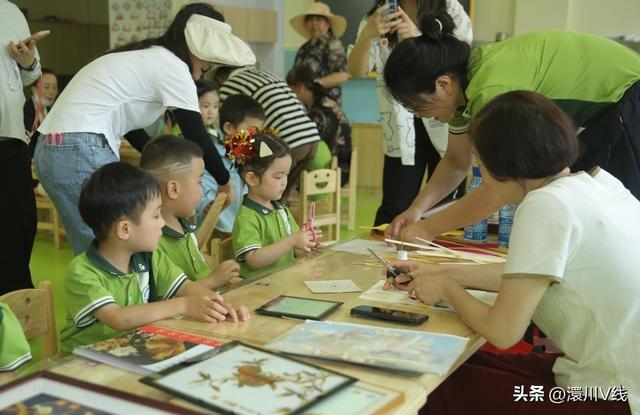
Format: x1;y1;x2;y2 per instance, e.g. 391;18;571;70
224;303;250;322
182;292;228;323
211;259;240;287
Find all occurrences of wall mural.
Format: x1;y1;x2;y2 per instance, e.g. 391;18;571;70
109;0;173;48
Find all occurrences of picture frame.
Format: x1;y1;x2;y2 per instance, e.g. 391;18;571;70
141;341;357;415
170;381;404;415
0;371;201;415
255;295;343;320
302;381;404;415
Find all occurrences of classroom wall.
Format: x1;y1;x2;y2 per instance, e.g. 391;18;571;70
567;0;640;37
283;0;312;49
474;0;640;40
12;0;108;24
466;0;516;42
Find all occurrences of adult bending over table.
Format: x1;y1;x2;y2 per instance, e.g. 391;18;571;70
34;3;255;254
388;91;639;415
383;14;640;242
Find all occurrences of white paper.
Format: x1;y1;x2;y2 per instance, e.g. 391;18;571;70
304;280;362;293
330;239;396;256
359;280;497;312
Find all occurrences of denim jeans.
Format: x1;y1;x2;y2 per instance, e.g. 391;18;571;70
34;132;118;255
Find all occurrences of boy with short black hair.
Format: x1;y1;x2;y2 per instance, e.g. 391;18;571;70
60;162;248;353
141;136;239;289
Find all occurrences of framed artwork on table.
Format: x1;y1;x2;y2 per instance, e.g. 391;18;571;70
0;371;201;415
142;341;357;415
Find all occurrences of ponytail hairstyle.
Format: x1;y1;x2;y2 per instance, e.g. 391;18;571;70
366;0;447;47
285;64;330;103
106;3;224;74
383;12;470;112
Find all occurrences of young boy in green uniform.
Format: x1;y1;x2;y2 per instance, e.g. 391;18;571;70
59;162;249;353
140;136;240;289
0;303;31;375
228;129;322;278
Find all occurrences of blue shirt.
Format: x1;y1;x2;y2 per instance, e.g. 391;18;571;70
195;129;247;233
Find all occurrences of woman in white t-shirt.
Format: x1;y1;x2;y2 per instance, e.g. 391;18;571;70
34;3;255;254
387;91;638;414
347;0;471;227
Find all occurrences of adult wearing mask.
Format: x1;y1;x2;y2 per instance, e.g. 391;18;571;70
1;0;45;294
34;3;255;255
348;0;472;227
383;14;640;242
290;2;349;103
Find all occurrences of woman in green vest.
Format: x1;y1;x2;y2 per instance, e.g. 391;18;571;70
382;13;640;242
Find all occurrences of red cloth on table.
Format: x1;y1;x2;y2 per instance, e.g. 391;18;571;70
422;351;631;415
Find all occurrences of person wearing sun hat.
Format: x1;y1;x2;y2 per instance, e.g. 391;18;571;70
290;2;349;103
34;2;256;255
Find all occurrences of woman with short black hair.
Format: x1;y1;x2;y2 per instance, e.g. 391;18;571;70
389;91;639;415
383;13;640;242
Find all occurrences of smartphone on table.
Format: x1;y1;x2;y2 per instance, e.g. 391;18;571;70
351;305;428;325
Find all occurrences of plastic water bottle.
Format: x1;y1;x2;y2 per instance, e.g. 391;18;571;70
498;204;517;248
463;167;488;242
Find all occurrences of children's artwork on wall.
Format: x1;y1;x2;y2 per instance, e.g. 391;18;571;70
267;320;469;376
108;0;173;48
142;341;356;415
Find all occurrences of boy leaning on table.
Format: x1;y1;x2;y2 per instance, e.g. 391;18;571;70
59;162;249;353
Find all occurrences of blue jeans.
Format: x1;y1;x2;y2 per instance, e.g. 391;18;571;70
34;132;118;255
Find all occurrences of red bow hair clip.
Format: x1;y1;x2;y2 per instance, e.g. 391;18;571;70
224;127;280;165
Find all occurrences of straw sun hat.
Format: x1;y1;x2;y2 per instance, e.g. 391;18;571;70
289;2;347;39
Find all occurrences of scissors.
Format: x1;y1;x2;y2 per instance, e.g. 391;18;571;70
303;202;317;242
367;248;413;286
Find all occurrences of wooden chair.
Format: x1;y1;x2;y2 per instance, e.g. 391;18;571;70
0;281;58;358
32;167;66;248
300;167;341;242
195;192;227;256
210;237;234;267
331;146;358;230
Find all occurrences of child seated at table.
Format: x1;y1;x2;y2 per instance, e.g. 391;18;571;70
140;136;240;290
196;92;264;234
59;162;249;353
229;129;322;278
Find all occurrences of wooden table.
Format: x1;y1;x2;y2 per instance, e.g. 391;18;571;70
51;246;485;414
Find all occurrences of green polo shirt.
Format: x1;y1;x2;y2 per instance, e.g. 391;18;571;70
232;197;299;279
156;217;211;281
0;303;31;372
60;242;188;353
449;30;640;134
